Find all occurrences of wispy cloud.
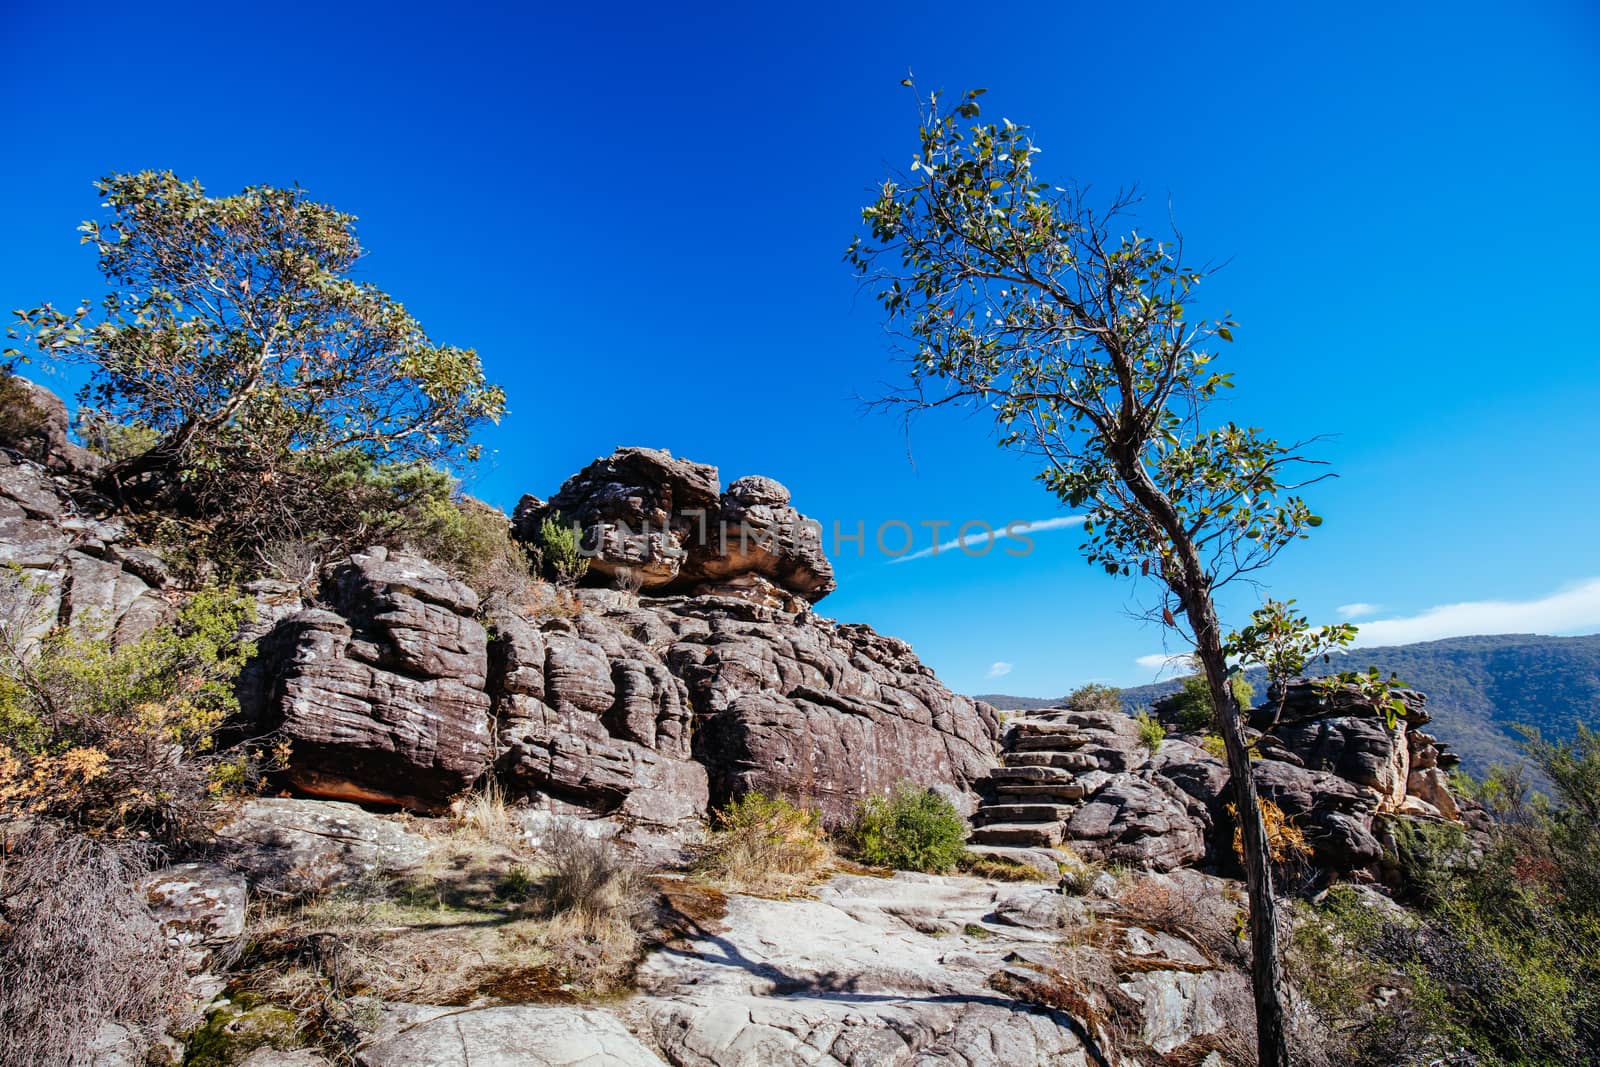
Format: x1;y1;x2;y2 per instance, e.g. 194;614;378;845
986;661;1014;679
1349;579;1600;647
1336;602;1382;620
1136;652;1191;675
888;515;1085;565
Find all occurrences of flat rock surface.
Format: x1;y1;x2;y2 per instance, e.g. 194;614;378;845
358;1004;665;1066
631;872;1090;1066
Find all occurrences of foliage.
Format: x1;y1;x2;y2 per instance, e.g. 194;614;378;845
533;511;590;586
957;851;1055;882
1133;710;1165;753
1227;798;1311;867
845;782;968;873
1290;729;1600;1064
1226;599;1356;725
75;410;160;463
694;791;831;896
7;171;504;489
1316;665;1411;728
848;82;1328;1060
0;572;259;842
1065;682;1121;715
0;824;188;1067
1169;673;1255;733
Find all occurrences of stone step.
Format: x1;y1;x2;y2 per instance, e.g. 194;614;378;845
968;822;1064;848
962;845;1063;878
973;803;1074;824
1003;750;1098;770
1007;733;1090;753
981;765;1079;785
993;783;1090;802
1008;721;1082;737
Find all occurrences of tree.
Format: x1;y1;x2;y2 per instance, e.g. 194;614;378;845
7;171;505;492
848;83;1333;1066
1227;598;1355;727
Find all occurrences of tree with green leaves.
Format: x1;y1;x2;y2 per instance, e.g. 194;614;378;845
1227;598;1356;727
848;82;1336;1066
6;171;505;493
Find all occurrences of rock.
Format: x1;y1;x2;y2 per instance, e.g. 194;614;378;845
1270;714;1410;807
514;448;836;603
244;548;494;811
635;873;1089;1066
1406;766;1461;821
1251;760;1383;870
239;1051;334;1067
1;374;103;474
1064;775;1206;872
214;798;432;895
357;1004;665;1067
142;863;247;962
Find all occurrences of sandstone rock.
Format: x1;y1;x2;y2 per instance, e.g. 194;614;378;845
636;873;1089;1066
358;1004;665;1067
215;798;432;895
142;863;247;959
1406;766;1460;821
244;548;494;810
514;448;836;602
1270;714;1410;807
1064;775;1207;872
1251;760;1383;870
1;374;103;474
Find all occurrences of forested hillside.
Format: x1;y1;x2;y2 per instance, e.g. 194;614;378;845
981;633;1600;774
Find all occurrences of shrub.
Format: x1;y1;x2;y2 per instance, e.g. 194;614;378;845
846;782;968;873
694;791;831;895
76;410;159;463
1227;798;1311;867
534;511;589;587
0;573;257;843
958;851;1055;882
538;820;650;987
1170;674;1254;733
1065;682;1122;715
0;824;188;1067
1133;710;1165;752
0;374;49;459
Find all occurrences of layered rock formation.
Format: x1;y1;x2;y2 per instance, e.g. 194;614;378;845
233;447;996;824
973;681;1471;880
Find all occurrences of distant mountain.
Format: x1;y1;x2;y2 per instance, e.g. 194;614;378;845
978;634;1600;775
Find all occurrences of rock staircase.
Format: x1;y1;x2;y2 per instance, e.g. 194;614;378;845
966;713;1114;873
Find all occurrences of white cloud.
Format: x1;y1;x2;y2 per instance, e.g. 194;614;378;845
986;661;1014;679
1135;652;1192;676
1336;602;1382;619
1350;578;1600;647
888;515;1085;565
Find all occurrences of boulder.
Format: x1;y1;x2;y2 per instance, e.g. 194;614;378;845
214;798;432;895
1251;760;1383;870
142;863;247;960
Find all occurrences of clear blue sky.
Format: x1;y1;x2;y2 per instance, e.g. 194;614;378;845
4;0;1597;696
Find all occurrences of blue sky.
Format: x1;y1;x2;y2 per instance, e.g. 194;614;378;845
4;0;1597;696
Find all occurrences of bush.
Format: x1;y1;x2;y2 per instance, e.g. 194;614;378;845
1133;710;1165;752
0;573;258;843
1065;682;1122;715
533;511;589;587
0;824;188;1067
0;374;49;459
694;792;830;895
846;782;968;873
1170;674;1255;733
539;820;650;988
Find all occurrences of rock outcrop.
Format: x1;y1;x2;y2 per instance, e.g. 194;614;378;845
514;448;836;602
233;447;994;825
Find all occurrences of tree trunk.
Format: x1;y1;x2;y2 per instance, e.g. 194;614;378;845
1116;456;1292;1067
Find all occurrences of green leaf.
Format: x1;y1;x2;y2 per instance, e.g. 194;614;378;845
1217;326;1233;342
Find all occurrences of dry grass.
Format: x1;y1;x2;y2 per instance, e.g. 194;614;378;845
957;851;1057;882
230;817;656;1061
692;792;833;897
450;781;518;846
0;824;188;1067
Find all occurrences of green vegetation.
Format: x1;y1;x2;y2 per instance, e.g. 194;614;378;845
1133;710;1165;753
1168;674;1256;733
845;782;968;873
0;572;259;842
533;511;590;587
1290;728;1600;1064
1064;682;1121;715
693;792;831;896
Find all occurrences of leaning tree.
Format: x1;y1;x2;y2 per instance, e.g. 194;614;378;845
849;84;1336;1066
7;171;505;494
